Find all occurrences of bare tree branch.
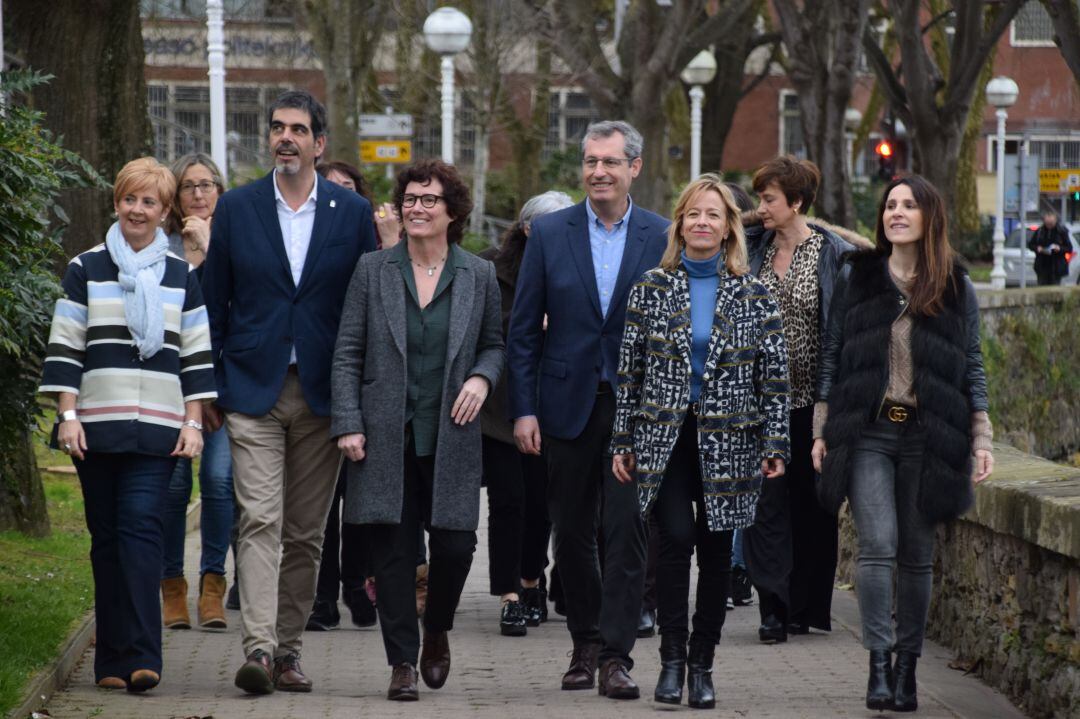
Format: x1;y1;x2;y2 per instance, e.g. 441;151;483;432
1042;0;1080;87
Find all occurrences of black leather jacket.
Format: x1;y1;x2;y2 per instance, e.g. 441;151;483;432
746;223;856;351
816;258;989;412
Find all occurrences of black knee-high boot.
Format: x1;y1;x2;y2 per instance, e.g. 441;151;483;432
654;634;686;704
892;651;917;712
866;650;894;711
686;640;715;709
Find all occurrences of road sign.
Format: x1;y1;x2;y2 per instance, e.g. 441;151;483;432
1039;168;1080;193
360;140;412;164
359;114;413;137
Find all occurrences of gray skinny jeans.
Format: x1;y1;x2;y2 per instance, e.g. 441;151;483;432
848;416;936;655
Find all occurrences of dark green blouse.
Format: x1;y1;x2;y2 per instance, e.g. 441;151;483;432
398;243;457;457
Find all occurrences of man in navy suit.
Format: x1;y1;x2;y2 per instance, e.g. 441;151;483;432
201;90;376;695
507;121;669;699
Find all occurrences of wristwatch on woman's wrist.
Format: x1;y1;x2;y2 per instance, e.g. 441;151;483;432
182;419;203;431
60;410;77;422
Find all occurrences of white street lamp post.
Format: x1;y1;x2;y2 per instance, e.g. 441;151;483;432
423;7;472;165
207;0;228;183
844;107;862;175
680;50;717;180
986;76;1019;290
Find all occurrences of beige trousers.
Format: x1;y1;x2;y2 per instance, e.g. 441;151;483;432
226;373;341;658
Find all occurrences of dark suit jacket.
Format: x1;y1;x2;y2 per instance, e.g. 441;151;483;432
506;200;669;440
202;172;376;417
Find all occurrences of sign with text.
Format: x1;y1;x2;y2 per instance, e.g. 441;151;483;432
1039;169;1080;193
359;114;414;137
360;140;412;164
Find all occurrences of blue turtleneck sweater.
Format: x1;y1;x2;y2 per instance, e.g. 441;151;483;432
682;251;722;403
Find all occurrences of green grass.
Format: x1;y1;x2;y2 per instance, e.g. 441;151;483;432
968;262;992;283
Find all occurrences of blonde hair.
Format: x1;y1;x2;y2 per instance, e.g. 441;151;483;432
660;174;749;276
113;157;176;213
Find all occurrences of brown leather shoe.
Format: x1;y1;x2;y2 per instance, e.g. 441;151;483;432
415;563;429;616
96;676;125;689
598;659;640;700
387;662;419;701
420;630;451;688
234;649;274;695
273;653;312;692
561;642;600;690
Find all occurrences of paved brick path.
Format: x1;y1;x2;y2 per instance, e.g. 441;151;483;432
45;501;1025;719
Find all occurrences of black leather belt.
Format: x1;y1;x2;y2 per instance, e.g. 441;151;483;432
597;381;613;395
879;404;916;423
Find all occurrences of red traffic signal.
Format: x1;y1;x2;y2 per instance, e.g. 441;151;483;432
874;139;894;158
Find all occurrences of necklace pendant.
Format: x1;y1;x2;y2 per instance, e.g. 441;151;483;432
427;267;435;277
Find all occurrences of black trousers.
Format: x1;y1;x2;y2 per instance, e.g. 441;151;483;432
483;436;551;595
654;414;733;646
314;462;369;602
641;513;660;612
367;446;476;666
744;405;836;629
544;389;647;668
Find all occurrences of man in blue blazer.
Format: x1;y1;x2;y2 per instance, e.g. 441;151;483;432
507;121;669;699
201;90;376;695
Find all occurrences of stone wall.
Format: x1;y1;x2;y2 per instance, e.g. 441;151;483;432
833;288;1080;718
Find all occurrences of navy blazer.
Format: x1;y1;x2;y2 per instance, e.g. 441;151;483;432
506;200;669;440
202;172;376;417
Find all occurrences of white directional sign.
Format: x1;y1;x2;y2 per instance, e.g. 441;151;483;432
359;114;414;137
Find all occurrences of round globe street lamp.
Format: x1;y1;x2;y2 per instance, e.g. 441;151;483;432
423;7;473;164
986;76;1019;290
681;50;717;180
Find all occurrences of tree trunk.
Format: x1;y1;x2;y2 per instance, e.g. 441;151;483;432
7;0;151;259
0;429;50;537
1042;0;1080;88
470;124;490;236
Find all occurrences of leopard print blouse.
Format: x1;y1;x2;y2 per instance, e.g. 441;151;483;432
760;232;824;409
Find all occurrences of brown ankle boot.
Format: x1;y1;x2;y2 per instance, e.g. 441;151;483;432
198;573;227;629
415;564;429;617
161;576;191;629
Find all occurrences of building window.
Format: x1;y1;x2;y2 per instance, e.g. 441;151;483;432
779;91;805;159
544;89;601;159
141;0;294;21
1011;1;1056;46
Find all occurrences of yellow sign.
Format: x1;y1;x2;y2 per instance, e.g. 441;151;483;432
1039;169;1080;193
360;140;412;164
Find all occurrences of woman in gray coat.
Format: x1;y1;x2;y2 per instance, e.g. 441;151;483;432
330;159;504;702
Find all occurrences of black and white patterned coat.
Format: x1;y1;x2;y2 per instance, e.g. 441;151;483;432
611;264;791;531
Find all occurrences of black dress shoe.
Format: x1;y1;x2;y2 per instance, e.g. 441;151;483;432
499;600;528;636
419;630;451;689
866;649;895;711
521;586;547;626
225;581;240;610
787;622;811;635
730;566;753;606
344;586;376;628
637;608;656;638
758;614;787;644
305;598;340;631
892;651;918;712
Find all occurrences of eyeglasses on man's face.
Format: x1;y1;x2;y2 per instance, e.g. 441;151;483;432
402;194;444;208
583;157;633;170
179;181;218;196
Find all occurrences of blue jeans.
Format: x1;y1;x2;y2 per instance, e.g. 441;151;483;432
76;452;176;681
732;529;745;569
161;426;234;578
848;417;936;655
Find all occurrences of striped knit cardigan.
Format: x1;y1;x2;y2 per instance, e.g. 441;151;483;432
39;244;217;456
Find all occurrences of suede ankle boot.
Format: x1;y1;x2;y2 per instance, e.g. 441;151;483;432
198;572;227;629
654;634;687;705
892;651;918;712
161;576;190;629
686;640;715;709
866;650;894;711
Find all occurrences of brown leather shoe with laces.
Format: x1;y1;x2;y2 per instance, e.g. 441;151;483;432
561;642;600;690
420;630;451;688
273;653;312;692
598;659;640;700
234;649;274;695
387;662;419;701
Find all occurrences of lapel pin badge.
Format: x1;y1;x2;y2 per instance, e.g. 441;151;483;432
330;199;337;208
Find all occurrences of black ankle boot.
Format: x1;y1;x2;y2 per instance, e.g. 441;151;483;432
686;640;715;709
892;651;918;712
866;650;894;711
653;635;686;705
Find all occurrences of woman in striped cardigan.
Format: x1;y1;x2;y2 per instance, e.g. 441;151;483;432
39;157;217;693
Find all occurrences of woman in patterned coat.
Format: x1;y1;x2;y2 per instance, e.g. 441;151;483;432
611;174;790;709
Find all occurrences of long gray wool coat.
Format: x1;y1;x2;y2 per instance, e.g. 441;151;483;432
330;245;504;531
610;263;791;531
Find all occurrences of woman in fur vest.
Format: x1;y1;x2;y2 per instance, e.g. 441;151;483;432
811;175;994;712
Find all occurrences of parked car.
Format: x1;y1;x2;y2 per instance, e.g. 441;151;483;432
1004;224;1079;286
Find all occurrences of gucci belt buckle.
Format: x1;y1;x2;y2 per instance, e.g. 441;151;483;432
886;405;909;423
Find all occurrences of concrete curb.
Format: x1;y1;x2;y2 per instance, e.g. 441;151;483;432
6;498;202;719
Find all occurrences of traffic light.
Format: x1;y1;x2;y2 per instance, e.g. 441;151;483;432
875;139;895;181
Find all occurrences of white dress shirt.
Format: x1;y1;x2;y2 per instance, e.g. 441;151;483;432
273;170;318;364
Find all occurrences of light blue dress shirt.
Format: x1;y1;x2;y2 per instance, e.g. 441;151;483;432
586;198;633;318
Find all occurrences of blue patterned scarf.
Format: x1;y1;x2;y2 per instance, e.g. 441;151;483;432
105;221;169;360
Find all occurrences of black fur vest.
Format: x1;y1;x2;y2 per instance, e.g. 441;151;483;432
819;253;974;523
